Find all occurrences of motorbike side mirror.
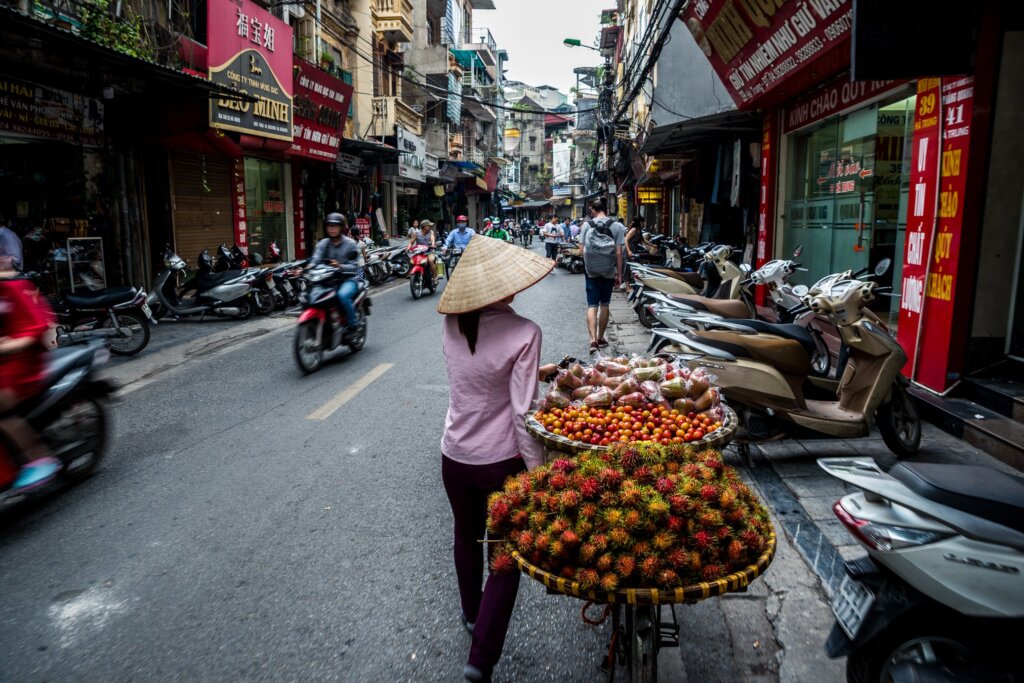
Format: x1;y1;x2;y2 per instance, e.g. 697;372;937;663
740;263;752;273
793;244;803;258
252;253;263;265
791;284;809;297
874;258;892;278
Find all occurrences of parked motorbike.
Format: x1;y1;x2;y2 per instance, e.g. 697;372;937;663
293;264;371;374
388;246;412;278
364;247;394;286
408;245;438;300
632;245;747;327
150;249;255;320
819;456;1024;682
654;263;921;460
201;247;277;315
0;340;113;502
556;240;585;274
51;284;156;356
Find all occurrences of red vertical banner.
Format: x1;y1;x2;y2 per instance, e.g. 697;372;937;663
292;166;306;258
231;158;249;249
896;79;942;377
914;77;975;391
755;111;776;305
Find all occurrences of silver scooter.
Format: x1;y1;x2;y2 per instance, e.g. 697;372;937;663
150;250;255;320
819;457;1024;682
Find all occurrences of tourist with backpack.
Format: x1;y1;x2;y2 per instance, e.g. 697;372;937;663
579;198;625;353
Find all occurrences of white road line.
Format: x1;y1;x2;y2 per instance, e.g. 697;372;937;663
306;363;394;420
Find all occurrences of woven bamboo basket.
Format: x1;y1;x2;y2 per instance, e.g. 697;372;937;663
511;532;776;606
525;405;738;456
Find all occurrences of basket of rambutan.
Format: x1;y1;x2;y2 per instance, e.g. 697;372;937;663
486;443;775;606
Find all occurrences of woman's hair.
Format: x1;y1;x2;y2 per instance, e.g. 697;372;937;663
457;311;481;355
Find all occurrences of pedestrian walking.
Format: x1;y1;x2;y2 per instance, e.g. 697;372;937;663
0;214;24;272
542;218;561;260
437;236;557;682
579;198;625;352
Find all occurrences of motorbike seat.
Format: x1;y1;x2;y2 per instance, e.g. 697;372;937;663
65;286;136;309
721;319;816;357
646;268;703;288
686;329;811;376
891;462;1024;534
194;271;244;288
668;294;749;319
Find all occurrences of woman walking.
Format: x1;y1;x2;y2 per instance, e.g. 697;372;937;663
437;236;556;682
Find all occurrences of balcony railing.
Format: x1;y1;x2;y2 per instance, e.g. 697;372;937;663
372;0;414;43
462;27;497;66
370;96;423;137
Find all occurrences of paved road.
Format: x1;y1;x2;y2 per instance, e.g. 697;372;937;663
0;243;837;681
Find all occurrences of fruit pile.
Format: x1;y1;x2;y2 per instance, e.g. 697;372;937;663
534;404;723;446
487;443;772;592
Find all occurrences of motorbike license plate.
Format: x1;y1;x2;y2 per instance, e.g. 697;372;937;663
833;575;874;639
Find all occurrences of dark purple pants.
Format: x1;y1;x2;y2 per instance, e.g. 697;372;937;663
442;454;526;673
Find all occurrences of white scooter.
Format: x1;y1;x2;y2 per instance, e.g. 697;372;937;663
819;457;1024;682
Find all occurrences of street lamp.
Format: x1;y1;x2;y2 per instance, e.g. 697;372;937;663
563;38;601;52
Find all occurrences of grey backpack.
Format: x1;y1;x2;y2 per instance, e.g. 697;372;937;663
583;218;620;278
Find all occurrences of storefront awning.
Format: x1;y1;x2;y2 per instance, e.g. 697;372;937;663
342;138;398;156
503;200;551;210
639;111;761;156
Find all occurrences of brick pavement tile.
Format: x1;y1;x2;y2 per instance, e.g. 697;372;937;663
769;459;830;479
818;518;856;549
797;495;844;521
837;544;867;563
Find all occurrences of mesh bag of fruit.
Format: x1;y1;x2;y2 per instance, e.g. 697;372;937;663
486;443;773;594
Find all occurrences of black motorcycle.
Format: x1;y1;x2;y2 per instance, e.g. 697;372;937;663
293;264;372;374
0;340;113;502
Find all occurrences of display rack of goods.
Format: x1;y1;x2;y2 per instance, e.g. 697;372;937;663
530;355;736;453
487;442;775;603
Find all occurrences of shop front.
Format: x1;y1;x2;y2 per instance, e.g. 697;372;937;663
385;126;426;235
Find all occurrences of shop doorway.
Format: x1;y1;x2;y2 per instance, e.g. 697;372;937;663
244;158;289;261
783;91;916;327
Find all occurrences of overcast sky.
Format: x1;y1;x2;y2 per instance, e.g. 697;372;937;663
476;0;611;98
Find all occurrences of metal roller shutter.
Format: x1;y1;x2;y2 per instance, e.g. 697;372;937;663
170;151;234;264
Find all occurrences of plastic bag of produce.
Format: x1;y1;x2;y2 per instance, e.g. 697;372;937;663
659;377;689;399
572;385;601;400
687;373;710;397
583;387;614;407
616;392;647;408
603;375;627;389
582;367;608;386
673;397;696;414
613;377;641;399
640;380;663;401
545;388;572;408
556;369;584;391
694;387;719;412
633;365;665;382
596;360;631;377
568;362;585;379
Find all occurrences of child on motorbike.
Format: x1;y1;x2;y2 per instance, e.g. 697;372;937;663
0;259;59;491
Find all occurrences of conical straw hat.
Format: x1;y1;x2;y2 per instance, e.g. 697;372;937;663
437;235;555;314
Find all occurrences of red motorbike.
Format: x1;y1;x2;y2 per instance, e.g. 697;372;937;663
408;245;438;300
293;264;371;374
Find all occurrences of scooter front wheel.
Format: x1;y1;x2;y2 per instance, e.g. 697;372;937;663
103;313;150;356
254;290;274;315
876;383;921;458
294;320;324;374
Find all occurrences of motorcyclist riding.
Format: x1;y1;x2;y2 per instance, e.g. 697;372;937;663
484;221;509;242
444;215;475;252
311;213;361;329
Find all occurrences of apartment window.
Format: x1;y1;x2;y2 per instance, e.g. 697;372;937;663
530;137;536;152
427;18;436;45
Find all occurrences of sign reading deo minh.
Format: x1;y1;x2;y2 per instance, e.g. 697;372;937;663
683;0;853;108
208;0;293;141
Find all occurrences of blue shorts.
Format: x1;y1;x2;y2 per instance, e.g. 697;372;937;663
585;276;615;307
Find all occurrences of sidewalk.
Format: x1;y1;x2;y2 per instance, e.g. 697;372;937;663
605;290;1013;596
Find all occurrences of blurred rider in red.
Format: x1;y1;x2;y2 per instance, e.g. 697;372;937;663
0;255;59;491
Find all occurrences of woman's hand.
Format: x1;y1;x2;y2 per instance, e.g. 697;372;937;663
538;363;559;382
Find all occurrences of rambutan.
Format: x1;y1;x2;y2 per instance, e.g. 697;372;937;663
666;547;689;569
716;526;730;540
619;447;641;473
576;568;600;590
609;527;631;547
639;556;660;581
741;529;765;552
516;530;536;551
576;520;594;537
550;517;571;535
596;553;614;572
693;530;714;550
681;479;700;496
550;457;576;473
599;491;619;507
651;463;666;477
559;490;581;509
667;495;688;514
561;565;577;579
656;569;680;587
561;529;580;547
600;572;620;592
646;496;670;518
727;539;745;564
579;502;599;520
549;540;566;558
700;483;719;501
600;467;624;488
631;540;651;557
490;550;515;574
682;463;702;479
529;511;548;528
633;465;654;483
701;564;725;581
579;542;598;563
619;484;642;507
655;477;676;494
592;533;609;552
621;509;641;530
699;466;716;481
652;531;676;551
666;461;681;474
719;488;737;509
510;509;529;528
726;508;746;525
700;451;724;471
667;515;685;533
616;555;637;577
549;472;568;490
700;509;724;527
579;477;602;499
535;533;551;552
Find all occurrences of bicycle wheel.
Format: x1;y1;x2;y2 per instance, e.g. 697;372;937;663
626;604;658;682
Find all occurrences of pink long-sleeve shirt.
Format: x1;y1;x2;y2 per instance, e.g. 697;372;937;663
441;303;544;470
